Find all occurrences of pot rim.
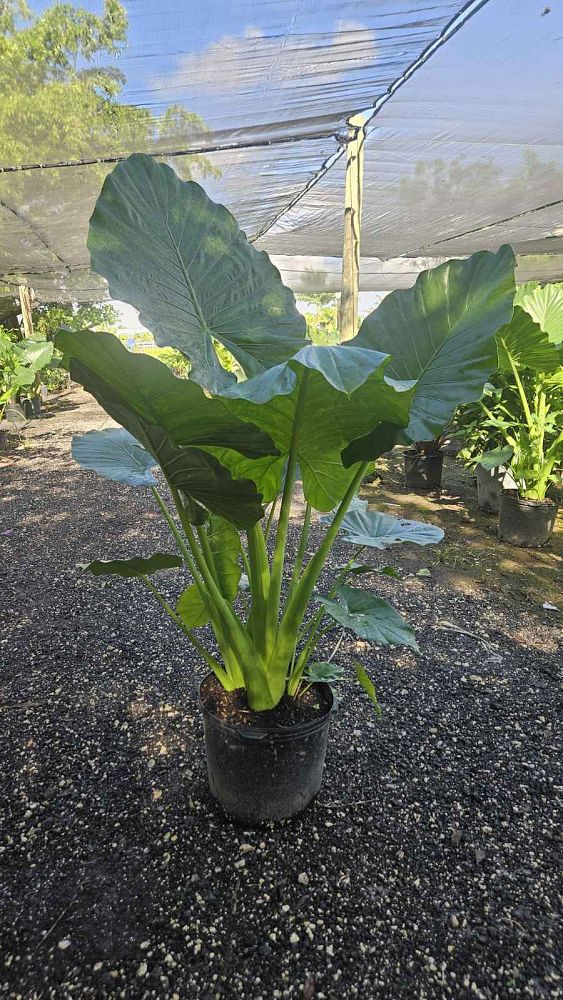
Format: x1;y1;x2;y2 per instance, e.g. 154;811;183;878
501;492;558;510
198;674;334;741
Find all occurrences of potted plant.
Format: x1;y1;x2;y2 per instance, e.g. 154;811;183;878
480;305;562;546
0;327;53;447
457;384;518;513
402;438;444;491
56;153;516;822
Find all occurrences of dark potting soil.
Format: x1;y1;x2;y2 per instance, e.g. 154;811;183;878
1;388;562;1000
201;674;327;728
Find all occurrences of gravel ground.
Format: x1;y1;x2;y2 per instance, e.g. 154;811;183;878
1;389;562;1000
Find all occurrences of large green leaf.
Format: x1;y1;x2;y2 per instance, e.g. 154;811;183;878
321;498;444;549
88;153;308;392
56;329;276;458
14;339;54;372
348;246;516;442
204;345;413;510
82;553;182;578
57;328;276;528
496;306;561;373
72;428;158;486
515;281;563;345
316;584;419;650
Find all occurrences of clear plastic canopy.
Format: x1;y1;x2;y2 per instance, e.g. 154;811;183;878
0;0;562;300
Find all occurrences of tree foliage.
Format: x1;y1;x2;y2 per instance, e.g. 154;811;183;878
0;0;216;175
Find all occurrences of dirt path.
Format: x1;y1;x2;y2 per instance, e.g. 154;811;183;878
1;389;561;1000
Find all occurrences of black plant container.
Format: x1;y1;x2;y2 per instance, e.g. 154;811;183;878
498;492;558;548
199;676;333;824
404;449;443;491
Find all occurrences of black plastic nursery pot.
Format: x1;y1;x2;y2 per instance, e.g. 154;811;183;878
199;675;334;824
498;492;558;548
403;449;444;491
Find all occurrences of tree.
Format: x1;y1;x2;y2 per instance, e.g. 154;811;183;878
0;0;214;171
299;293;340;346
33;302;120;340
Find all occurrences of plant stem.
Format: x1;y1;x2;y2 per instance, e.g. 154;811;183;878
276;462;369;680
267;374;308;632
503;339;533;429
287;502;311;596
264;495;279;543
140;575;227;680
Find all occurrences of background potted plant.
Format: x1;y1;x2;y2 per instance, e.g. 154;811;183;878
457;384;518;513
57;153;516;822
0;327;53;447
478;303;562;546
402;437;445;491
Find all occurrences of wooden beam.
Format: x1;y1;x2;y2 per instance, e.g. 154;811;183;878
339;116;366;342
18;284;34;339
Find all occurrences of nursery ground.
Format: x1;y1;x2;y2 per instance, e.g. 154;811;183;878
0;388;561;1000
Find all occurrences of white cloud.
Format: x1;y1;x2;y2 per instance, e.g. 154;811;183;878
156;20;377;100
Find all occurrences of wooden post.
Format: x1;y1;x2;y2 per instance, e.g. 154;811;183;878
18;284;34;339
340;115;366;342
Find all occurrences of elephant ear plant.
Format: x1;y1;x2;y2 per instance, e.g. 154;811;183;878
57;153;516;822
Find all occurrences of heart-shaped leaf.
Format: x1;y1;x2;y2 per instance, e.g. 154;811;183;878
205;345;413;510
496;307;560;373
322;499;444;549
515;281;563;345
81;553;182;578
348;246;515;442
72;428;158;486
305;662;345;684
177;584;208;628
316;584;419;650
88;153;308;391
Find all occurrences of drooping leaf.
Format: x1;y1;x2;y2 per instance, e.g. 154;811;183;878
88;153;308;391
305;662;345;684
515;281;563;345
81;553;182;578
321;499;444;549
353;660;382;716
496;307;560;373
316;584;419;650
72;428;158;486
56;329;277;458
177;583;209;628
348;246;516;442
57;329;275;528
204;345;413;510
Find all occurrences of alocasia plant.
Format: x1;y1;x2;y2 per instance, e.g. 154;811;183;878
57;153;517;712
